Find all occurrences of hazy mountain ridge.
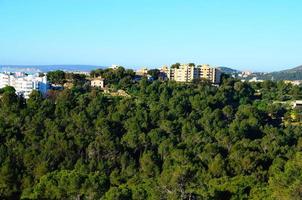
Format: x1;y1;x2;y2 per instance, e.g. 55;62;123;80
0;65;104;73
217;66;241;74
281;65;302;73
217;65;302;81
258;65;302;80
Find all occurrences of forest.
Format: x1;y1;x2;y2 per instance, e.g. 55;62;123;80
258;71;302;81
1;67;302;200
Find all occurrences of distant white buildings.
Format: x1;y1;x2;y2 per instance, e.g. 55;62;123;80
248;77;264;83
292;100;302;109
238;71;252;78
284;80;302;86
110;65;120;70
0;72;48;99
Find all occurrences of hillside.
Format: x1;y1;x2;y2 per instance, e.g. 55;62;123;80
217;66;241;74
1;74;302;199
258;65;302;80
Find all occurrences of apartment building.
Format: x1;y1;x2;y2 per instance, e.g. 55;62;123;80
0;73;48;99
173;65;198;82
164;64;221;84
198;64;221;84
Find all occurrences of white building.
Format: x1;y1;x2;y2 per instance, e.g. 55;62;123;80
91;77;105;88
248;77;264;83
110;65;120;70
292;100;302;109
0;73;48;99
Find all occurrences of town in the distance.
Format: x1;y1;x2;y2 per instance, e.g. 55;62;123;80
1;63;302;99
0;63;221;99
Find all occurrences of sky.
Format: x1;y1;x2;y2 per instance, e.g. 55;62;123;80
0;0;301;71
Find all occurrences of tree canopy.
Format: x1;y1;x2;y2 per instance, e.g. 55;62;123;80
0;75;302;199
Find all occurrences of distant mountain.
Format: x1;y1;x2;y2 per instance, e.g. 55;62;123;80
0;65;104;73
258;65;302;81
217;66;241;74
281;65;302;73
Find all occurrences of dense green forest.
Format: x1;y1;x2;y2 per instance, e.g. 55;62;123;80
258;71;302;81
256;66;302;81
1;68;302;199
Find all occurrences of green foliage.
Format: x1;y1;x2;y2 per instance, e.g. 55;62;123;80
90;67;135;89
269;153;302;200
21;170;108;199
259;71;302;81
0;86;16;94
147;69;160;80
71;73;88;87
188;63;195;67
47;70;66;85
171;62;181;69
0;77;301;199
47;70;89;88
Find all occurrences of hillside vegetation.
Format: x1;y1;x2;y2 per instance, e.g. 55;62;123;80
0;71;302;199
259;65;302;80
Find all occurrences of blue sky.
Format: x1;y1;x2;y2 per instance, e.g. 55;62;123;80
0;0;301;71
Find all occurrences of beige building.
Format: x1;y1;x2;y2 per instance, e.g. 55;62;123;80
173;65;198;82
91;77;105;88
160;65;169;74
284;80;302;86
198;64;221;84
164;64;221;84
136;68;149;76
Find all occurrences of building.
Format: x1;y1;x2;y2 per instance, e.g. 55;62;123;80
91;77;105;88
110;64;120;70
292;100;302;109
164;64;221;84
0;72;48;99
174;65;197;82
248;77;264;83
284;80;302;86
136;68;149;76
198;64;221;84
238;71;252;78
159;66;169;80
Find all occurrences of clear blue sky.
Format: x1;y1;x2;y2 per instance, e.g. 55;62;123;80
0;0;301;71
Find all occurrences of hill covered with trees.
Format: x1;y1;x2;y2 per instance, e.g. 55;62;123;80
258;65;302;80
0;69;302;199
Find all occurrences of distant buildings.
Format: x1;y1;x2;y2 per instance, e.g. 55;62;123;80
0;72;48;99
248;77;264;83
238;71;252;78
159;66;169;81
292;100;302;109
163;64;221;84
135;68;149;76
91;77;105;88
110;65;120;70
134;64;221;84
284;80;302;86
